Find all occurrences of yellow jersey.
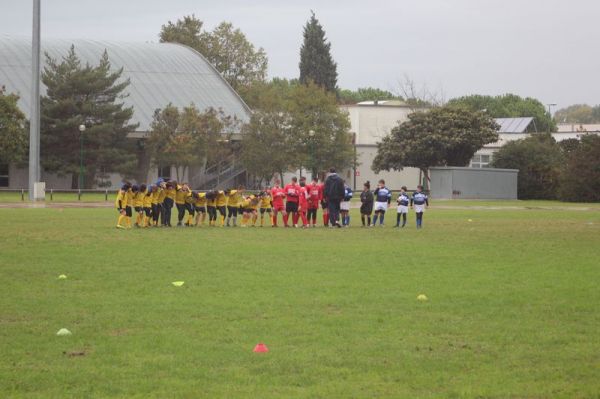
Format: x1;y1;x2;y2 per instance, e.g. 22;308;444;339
206;195;216;207
115;189;127;209
175;186;187;205
151;189;161;205
143;191;153;208
157;188;167;203
125;189;134;207
260;194;272;209
227;190;243;207
194;192;207;207
165;187;176;200
216;191;227;207
133;191;144;208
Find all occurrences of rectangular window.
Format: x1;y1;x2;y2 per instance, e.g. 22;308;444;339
158;166;171;180
470;154;492;169
0;164;8;187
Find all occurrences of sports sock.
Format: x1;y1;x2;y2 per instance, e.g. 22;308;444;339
402;213;407;227
233;216;237;226
126;217;132;227
292;213;299;225
380;213;385;225
372;214;378;225
361;215;365;226
252;215;257;226
367;215;371;225
117;215;125;226
283;213;289;226
396;213;400;226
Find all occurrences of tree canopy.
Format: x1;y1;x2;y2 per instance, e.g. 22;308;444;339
372;106;499;174
0;87;28;165
558;135;600;202
491;133;564;200
40;45;138;189
299;11;338;93
447;94;557;132
337;87;402;105
554;104;600;124
159;15;268;94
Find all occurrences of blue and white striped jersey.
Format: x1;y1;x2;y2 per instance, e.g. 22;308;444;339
411;192;428;206
343;187;353;201
374;187;392;203
397;192;409;206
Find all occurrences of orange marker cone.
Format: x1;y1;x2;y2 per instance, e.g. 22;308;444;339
253;343;269;353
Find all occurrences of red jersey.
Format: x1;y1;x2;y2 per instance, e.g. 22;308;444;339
307;183;322;209
283;183;300;203
271;186;285;207
298;186;308;209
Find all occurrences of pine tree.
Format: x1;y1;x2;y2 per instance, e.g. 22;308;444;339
41;45;138;188
299;11;338;93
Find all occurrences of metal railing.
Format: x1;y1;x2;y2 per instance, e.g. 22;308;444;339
0;188;118;201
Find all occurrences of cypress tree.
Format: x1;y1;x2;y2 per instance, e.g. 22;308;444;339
299;11;338;93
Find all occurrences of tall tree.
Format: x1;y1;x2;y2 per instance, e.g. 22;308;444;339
146;104;236;182
491;133;564;200
299;11;338;93
559;135;600;202
447;94;557;132
159;16;268;94
41;46;138;189
372;106;499;178
0;87;28;165
554;104;600;124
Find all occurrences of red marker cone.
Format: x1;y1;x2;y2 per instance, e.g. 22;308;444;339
253;343;269;353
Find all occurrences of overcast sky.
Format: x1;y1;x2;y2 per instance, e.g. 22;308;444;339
2;0;599;108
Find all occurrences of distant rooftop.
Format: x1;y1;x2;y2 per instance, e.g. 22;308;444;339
494;117;534;133
355;100;409;107
0;36;251;132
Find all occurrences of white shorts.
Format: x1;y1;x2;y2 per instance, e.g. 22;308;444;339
374;201;388;212
414;205;425;213
397;205;408;214
340;201;351;211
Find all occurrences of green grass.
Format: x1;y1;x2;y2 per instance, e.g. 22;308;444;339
1;206;599;398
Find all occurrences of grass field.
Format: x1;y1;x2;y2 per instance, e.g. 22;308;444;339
1;204;599;398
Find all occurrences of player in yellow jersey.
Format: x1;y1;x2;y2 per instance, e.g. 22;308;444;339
124;184;134;228
175;183;191;227
114;182;131;229
205;190;218;226
132;184;144;228
156;183;167;227
183;185;196;226
215;190;228;226
162;181;176;227
241;194;260;227
142;184;153;227
259;188;273;227
225;186;244;227
192;191;207;226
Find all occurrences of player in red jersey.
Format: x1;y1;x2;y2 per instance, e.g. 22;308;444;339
270;179;286;227
298;180;309;228
307;177;322;227
283;177;300;227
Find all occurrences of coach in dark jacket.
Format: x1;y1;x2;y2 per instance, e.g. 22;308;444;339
324;167;345;227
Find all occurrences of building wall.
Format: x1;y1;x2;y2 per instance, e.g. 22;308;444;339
351;146;421;190
430;167;518;200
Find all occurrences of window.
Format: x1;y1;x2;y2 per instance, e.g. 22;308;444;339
470;154;492;168
0;164;8;187
158;165;171;179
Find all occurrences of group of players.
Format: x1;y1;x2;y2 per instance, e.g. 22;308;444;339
114;175;429;230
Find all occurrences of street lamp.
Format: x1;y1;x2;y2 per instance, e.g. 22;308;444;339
547;103;557;116
308;130;315;180
79;124;86;190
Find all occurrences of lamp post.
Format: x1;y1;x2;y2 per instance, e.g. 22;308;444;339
79;124;86;190
308;130;315;180
547;103;557;117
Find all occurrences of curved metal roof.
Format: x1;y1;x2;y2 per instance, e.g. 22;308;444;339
0;35;251;131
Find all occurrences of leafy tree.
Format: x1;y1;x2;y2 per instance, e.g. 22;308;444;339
337;87;402;105
558;138;580;155
559;135;600;202
447;94;557;132
159;16;268;93
491;133;563;199
0;87;28;165
299;11;338;93
41;45;138;189
554;104;600;124
146;104;236;182
372;107;499;178
288;82;354;178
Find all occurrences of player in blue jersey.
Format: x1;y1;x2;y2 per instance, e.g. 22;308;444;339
410;185;429;229
340;182;353;227
395;186;410;228
372;179;392;227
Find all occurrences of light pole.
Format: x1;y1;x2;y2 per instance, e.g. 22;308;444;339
308;130;315;180
28;0;41;200
79;124;86;189
547;103;557;117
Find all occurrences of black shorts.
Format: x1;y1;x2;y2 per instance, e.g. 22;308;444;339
134;206;142;213
243;208;256;214
260;208;272;214
125;206;132;217
321;200;328;210
217;206;227;216
195;206;206;213
144;207;152;217
286;202;298;213
185;202;194;215
227;206;238;217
